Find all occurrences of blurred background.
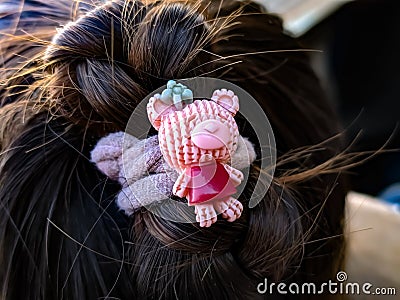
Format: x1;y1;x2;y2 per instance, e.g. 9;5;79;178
261;0;400;296
262;0;400;197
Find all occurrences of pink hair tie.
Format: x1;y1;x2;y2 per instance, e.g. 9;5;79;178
91;81;256;227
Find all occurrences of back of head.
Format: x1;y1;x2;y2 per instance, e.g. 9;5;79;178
0;1;347;299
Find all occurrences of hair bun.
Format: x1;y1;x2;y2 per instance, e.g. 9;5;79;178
42;1;211;132
45;1;140;62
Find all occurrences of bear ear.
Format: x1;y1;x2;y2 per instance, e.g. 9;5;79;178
147;94;177;130
211;89;239;116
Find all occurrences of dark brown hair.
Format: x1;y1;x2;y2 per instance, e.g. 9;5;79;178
0;1;348;299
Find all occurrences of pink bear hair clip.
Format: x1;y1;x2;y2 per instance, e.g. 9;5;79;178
147;80;244;227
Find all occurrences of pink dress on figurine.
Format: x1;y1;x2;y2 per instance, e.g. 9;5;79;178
186;162;237;205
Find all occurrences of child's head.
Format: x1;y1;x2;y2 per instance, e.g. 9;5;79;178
0;1;347;299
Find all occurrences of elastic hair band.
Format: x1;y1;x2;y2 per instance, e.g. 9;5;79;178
91;81;256;227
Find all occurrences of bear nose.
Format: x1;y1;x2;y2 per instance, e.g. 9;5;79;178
191;120;231;150
204;123;218;133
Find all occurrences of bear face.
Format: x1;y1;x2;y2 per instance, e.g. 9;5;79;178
147;87;240;171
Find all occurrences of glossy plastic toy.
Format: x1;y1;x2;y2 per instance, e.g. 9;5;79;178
147;80;244;227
